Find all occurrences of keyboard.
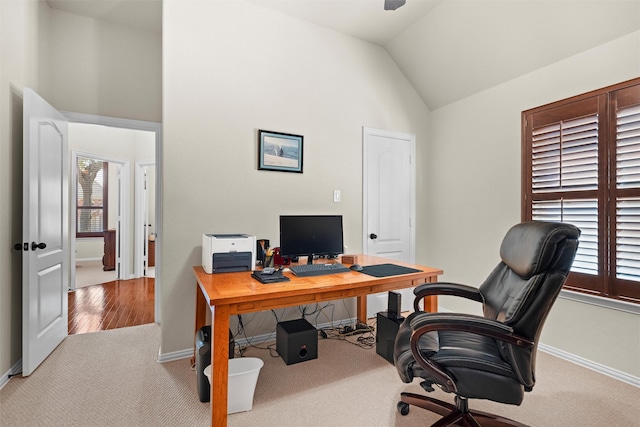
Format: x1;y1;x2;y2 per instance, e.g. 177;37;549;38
290;263;351;277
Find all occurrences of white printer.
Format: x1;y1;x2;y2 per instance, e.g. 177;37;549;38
202;234;256;274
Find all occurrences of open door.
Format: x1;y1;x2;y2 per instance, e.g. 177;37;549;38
20;88;69;376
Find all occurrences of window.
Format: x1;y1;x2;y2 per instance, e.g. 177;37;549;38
76;158;108;238
522;77;640;303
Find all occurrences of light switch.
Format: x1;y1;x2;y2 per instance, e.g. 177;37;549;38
333;190;341;203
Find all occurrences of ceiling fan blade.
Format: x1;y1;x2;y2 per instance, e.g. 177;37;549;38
384;0;406;10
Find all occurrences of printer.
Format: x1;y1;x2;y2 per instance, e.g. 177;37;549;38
202;234;256;274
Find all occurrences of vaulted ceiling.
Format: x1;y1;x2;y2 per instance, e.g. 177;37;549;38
46;0;640;110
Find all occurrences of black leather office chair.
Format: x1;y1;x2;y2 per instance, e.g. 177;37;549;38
394;221;580;427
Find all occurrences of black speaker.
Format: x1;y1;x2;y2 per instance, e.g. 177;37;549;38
195;325;235;402
388;291;402;319
276;318;318;365
376;311;405;364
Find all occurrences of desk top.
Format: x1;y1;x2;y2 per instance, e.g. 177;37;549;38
194;254;443;311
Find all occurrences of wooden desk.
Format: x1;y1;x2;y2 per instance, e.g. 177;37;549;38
193;254;442;427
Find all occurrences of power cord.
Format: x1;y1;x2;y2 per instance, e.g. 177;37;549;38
231;304;379;355
318;322;376;350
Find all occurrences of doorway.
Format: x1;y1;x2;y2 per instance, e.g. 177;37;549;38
71;154;127;290
65;112;162;327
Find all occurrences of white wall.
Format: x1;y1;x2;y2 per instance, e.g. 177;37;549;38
162;0;431;355
46;8;161;123
425;32;640;378
0;0;50;381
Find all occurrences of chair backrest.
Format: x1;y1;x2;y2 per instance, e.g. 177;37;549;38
478;221;580;387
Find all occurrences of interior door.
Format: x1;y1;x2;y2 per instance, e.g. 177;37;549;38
363;127;416;317
135;161;155;277
21;88;69;376
143;167;150;275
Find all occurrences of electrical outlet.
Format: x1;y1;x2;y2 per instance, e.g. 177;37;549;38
333;190;341;203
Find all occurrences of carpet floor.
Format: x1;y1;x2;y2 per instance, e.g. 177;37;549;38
1;324;638;426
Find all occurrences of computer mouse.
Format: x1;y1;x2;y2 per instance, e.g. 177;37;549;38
350;264;363;271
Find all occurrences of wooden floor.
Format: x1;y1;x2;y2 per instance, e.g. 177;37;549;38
68;277;155;335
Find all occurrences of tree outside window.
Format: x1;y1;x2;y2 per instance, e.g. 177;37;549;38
77;158;108;238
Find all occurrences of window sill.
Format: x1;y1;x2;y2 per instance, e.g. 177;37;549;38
559;290;639;315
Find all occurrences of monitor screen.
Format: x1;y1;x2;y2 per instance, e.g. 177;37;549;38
279;215;344;262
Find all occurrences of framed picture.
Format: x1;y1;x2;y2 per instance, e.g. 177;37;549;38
258;130;304;173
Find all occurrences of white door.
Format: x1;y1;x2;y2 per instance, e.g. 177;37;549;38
21;89;69;376
143;167;151;275
363;127;416;317
135;162;155;277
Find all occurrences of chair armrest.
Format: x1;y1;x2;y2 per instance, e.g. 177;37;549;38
407;312;534;393
409;312;533;348
413;282;483;312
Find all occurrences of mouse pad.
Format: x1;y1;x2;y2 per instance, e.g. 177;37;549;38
360;263;422;277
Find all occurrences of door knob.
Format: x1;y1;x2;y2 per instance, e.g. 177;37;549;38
14;243;28;251
369;233;378;240
31;242;47;251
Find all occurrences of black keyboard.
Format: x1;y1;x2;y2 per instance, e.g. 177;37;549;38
290;263;351;277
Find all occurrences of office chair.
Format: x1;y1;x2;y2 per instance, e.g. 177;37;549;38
394;221;580;427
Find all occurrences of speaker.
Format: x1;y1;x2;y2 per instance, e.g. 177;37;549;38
376;311;405;364
276;318;318;365
388;291;402;320
195;325;235;402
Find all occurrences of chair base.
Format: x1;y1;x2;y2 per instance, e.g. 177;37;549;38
398;392;529;427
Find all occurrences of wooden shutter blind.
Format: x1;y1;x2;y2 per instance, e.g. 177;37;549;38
612;84;640;298
531;114;599;193
523;77;640;303
525;96;605;295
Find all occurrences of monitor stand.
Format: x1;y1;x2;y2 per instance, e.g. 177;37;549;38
307;255;315;265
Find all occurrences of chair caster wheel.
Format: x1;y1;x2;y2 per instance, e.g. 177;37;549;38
397;401;410;416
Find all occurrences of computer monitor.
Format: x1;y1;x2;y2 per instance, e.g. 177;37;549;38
279;215;344;264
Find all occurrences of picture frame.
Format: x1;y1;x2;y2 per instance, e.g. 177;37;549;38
258;130;304;173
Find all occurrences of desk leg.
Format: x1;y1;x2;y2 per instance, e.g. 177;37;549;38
194;283;207;363
355;294;436;321
355;279;439;322
424;295;437;313
356;295;367;324
210;304;230;427
424;276;438;313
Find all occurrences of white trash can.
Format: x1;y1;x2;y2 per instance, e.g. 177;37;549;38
203;357;264;414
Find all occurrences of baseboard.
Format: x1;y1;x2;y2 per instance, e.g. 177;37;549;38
538;343;640;388
0;359;22;390
157;317;357;363
157;347;193;364
436;306;638;388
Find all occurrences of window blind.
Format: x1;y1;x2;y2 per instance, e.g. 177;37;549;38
531;113;599;276
523;77;640;303
615;104;640;282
